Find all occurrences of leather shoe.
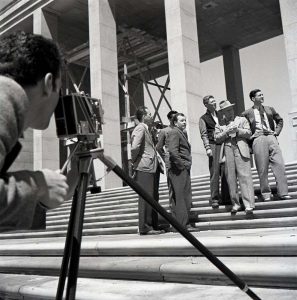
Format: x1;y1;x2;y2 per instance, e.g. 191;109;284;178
231;205;240;213
279;195;292;200
186;224;196;232
262;194;272;201
156;224;171;232
139;229;164;235
245;208;254;215
211;201;219;209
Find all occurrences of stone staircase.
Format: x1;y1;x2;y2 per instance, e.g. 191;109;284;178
0;162;296;299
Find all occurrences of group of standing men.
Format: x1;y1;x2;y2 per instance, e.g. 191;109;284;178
199;90;291;215
131;107;193;235
131;88;291;234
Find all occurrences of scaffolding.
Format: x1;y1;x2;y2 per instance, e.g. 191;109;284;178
64;25;172;176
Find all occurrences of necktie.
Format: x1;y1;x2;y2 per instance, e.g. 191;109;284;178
259;105;268;130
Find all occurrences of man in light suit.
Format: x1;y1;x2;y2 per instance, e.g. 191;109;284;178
131;106;163;235
167;113;193;228
215;100;255;214
241;89;291;201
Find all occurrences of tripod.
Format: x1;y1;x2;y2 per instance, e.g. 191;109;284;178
56;146;262;300
56;139;99;300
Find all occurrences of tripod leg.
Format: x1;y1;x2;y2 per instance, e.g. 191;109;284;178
56;188;79;300
66;156;92;300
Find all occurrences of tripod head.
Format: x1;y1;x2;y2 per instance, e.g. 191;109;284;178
54;92;103;174
54;92;103;139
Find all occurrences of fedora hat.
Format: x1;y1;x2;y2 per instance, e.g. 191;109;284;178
218;100;235;111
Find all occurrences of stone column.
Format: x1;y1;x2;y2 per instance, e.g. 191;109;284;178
33;9;59;170
88;0;122;189
32;9;59;229
222;46;245;115
279;0;297;159
165;0;208;175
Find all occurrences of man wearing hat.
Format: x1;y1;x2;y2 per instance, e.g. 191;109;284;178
214;100;255;214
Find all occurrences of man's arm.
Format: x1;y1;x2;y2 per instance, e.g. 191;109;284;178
236;117;252;139
199;118;211;150
131;125;145;163
271;107;283;136
214;124;228;144
156;128;166;159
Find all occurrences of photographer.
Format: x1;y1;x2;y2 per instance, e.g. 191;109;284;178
0;31;76;232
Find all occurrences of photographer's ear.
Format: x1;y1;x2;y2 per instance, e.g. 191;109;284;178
43;73;54;96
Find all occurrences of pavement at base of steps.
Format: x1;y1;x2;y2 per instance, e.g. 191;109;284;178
0;274;296;300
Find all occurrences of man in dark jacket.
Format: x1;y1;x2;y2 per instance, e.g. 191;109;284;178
156;110;178;209
241;89;291;201
167;113;193;229
199;95;230;208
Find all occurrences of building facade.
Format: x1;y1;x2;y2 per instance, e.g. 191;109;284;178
1;0;296;189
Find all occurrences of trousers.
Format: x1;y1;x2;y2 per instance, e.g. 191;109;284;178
135;170;159;233
224;143;255;209
253;135;288;197
208;143;231;204
168;168;192;227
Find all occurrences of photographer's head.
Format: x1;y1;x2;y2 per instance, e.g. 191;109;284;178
0;31;63;130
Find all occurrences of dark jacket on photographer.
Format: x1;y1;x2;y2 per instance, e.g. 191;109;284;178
0;76;49;232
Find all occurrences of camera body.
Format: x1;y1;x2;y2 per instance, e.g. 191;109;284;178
54;93;103;139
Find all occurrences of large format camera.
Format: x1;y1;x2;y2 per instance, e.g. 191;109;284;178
54;93;103;139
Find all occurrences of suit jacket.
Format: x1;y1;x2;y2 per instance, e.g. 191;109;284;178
199;110;217;151
214;116;251;159
241;106;283;136
131;123;158;173
167;127;192;171
156;125;174;169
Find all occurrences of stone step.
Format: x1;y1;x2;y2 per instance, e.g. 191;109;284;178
0;226;139;240
45;198;297;225
88;170;297;200
191;191;297;206
1;214;297;240
197;207;297;222
95;163;297;195
46;204;297;232
0;256;296;289
0;228;295;257
47;179;297;215
46;198;297;227
46;189;297;222
50;168;297;210
194;216;297;231
94;169;296;198
193;198;297;213
0;274;296;300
